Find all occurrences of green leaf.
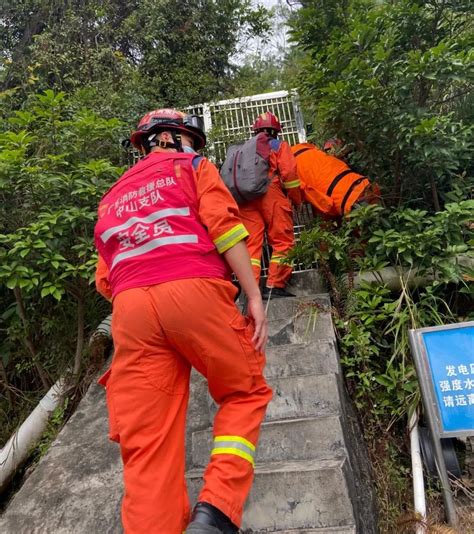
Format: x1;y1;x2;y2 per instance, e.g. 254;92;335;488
6;276;17;289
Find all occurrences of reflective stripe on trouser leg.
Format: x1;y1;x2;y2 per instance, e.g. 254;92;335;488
261;184;295;288
238;202;265;285
211;435;256;466
270;253;287;265
268;253;293;288
250;258;261;281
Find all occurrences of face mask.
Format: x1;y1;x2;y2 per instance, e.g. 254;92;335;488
183;145;196;154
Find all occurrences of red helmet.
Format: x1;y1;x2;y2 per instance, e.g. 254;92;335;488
323;138;344;152
130;109;206;151
251;111;282;133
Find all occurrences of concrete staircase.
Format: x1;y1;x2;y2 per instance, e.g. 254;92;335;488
0;272;377;533
185;273;377;533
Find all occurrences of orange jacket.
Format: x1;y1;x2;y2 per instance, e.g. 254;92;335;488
291;143;370;216
95;155;248;301
266;135;301;206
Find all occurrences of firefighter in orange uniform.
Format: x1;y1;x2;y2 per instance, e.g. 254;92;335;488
238;112;302;299
290;139;381;218
95;109;272;534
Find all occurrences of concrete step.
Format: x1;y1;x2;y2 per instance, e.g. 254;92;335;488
264;374;340;422
187;339;342;465
208;373;341;423
285;270;326;296
266;295;335;346
0;379;124;534
265;341;340;379
186;458;354;531
191;415;345;468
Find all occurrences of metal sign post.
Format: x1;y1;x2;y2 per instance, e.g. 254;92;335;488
409;321;474;527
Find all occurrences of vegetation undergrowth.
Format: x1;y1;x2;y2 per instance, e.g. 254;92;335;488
0;90;120;447
287;1;473;530
290;201;474;532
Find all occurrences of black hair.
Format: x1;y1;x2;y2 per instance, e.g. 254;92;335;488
256;128;278;139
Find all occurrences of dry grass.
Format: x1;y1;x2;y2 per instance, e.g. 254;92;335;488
397;512;466;533
363;423;474;534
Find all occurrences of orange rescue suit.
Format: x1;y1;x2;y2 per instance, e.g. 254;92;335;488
291;143;370;217
238;133;301;288
95;155;272;534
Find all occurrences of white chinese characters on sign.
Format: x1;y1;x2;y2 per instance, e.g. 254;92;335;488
132;223;150;244
441;364;474;408
118;231;134;250
153;220;174;237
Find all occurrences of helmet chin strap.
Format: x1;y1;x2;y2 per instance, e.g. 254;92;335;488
171;131;184;152
145;131;183;152
265;128;278;138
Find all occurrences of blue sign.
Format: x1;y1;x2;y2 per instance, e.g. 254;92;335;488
422;326;474;433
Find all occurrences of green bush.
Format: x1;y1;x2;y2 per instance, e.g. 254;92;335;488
291;201;473;529
289;0;473;209
0;90;124;443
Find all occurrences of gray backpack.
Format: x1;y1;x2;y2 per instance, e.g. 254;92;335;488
220;133;271;204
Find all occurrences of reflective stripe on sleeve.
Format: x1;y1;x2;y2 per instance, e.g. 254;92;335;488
282;179;301;189
211;435;256;466
213;224;249;254
251;258;261;267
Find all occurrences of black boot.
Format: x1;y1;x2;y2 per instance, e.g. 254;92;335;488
261;286;295;299
186;502;238;534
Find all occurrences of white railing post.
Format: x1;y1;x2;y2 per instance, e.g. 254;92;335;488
409;410;427;534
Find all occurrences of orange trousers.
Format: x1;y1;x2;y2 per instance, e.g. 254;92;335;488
239;182;295;288
100;278;272;534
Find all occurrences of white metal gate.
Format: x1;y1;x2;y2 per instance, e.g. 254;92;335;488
186;89;306;165
130;90;306;164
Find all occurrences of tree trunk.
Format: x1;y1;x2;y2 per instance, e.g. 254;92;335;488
0;359;13;407
430;176;441;212
13;287;51;390
393;148;402;206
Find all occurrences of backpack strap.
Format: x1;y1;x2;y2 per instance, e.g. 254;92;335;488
326;169;353;196
293;146;312;158
269;138;282;152
192;155;204;170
